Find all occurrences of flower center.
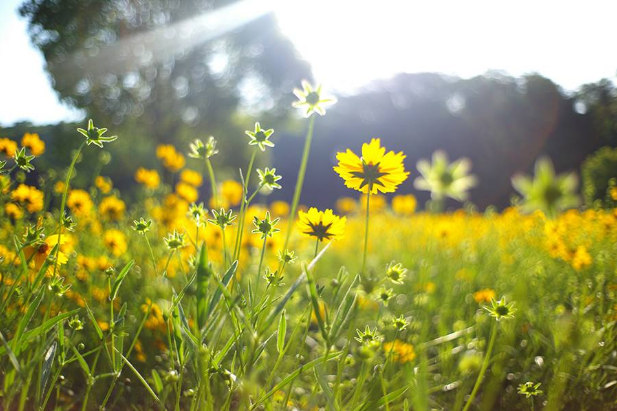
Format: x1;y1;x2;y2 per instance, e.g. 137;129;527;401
306;91;320;106
307;222;333;241
352;162;388;190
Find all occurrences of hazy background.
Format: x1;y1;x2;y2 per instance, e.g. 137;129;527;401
1;0;616;209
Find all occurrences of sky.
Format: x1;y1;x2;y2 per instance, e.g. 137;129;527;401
1;0;616;126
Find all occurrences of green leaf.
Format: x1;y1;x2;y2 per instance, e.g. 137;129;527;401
40;341;57;398
151;369;163;394
121;354;163;406
0;331;21;375
71;345;91;377
12;288;45;352
84;302;103;340
329;275;359;342
262;272;306;333
305;263;329;345
314;364;335;411
16;310;79;355
252;351;342;409
196;242;212;330
110;260;135;301
205;260;238;322
277;311;286;354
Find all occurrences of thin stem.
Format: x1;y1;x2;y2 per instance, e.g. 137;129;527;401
252;237;268;315
221;228;227;267
54;141;87;276
233;149;257;261
144;235;158;275
283;115;316;251
206;158;217;208
461;322;498;411
361;193;371;275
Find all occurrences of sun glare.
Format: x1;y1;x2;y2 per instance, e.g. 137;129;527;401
274;0;617;92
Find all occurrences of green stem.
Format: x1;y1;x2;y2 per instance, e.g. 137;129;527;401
55;141;87;276
252;237;268;315
461;322;498;411
233;149;258;261
206;158;217;208
361;193;371;275
144;235;158;274
283;115;316;251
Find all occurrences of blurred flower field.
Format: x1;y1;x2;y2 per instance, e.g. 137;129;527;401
1;84;617;411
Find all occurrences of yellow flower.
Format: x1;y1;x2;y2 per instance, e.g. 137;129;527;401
176;182;199;203
180;169;203;187
67;189;93;216
270;201;290;218
360;194;387;213
11;184;44;213
473;288;496;303
5;203;23;219
297;208;346;242
24;234;68;269
392;194;417;215
334;138;409;194
335;197;357;214
21;132;45;155
156;144;185;172
135;168;160;189
383;340;416;363
95;176;113;194
571;246;592;271
611;187;617;201
104;229;127;256
54;181;66;194
98;195;126;221
0;137;18;157
221;180;243;207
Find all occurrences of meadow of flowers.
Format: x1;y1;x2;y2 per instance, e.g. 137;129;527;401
1;82;617;411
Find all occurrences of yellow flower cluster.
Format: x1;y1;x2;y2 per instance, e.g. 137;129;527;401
156;144;185;172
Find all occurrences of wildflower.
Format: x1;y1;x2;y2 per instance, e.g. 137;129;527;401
257;167;282;190
180;169;203;187
473;288;496;304
61;212;76;232
176;182;199;203
208;208;237;229
95;176;112;194
67;189;93;216
355;326;380;345
512;157;580;217
391;315;409;331
263;268;283;287
334;138;409;194
188;203;208;226
517;381;542;398
297;208;346;242
164;230;186;250
414;151;477;201
157;144;185;172
385;261;407;284
335;197;357;214
98;195;126;221
0;138;18;157
24;234;68;269
277;249;297;264
188;136;218;160
104;229;128;256
376;288;394;305
292;80;336;117
392;194;417;215
245;122;275;151
77;119;117;148
133;218;153;234
611;187;617;201
5;203;23;219
54;181;65;194
270;200;290;218
21;132;45;155
136;168;161;190
571;246;592;270
483;297;516;321
48;276;71;297
11;184;44;213
252;211;281;239
383;340;416;363
221;180;243;207
68;316;84;331
13;147;36;172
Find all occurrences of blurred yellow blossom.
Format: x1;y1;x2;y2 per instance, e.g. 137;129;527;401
21;132;45;155
135;168;160;189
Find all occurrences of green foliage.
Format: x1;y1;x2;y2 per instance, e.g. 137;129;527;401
582;146;617;207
